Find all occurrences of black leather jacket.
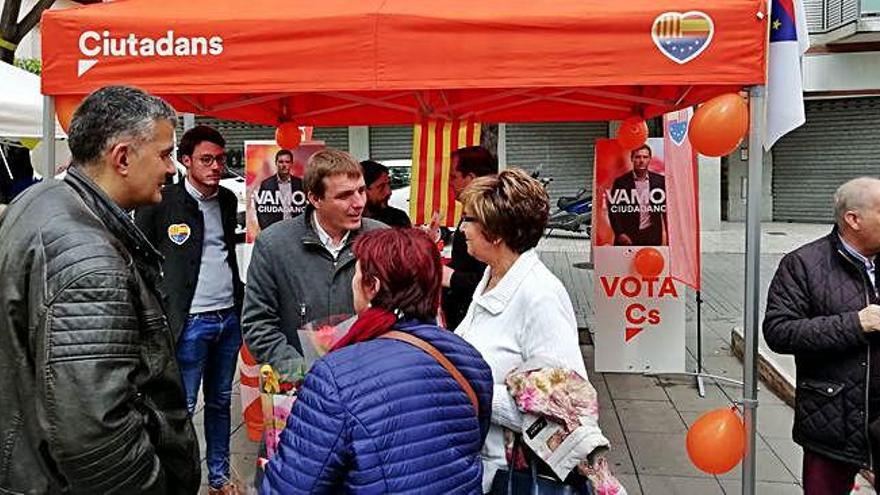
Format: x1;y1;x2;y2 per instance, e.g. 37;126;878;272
0;167;200;494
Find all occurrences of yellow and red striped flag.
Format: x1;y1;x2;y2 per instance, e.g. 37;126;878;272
410;119;481;227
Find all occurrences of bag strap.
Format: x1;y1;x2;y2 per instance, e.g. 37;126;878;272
379;330;479;415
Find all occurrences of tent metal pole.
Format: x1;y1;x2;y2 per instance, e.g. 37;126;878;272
42;95;55;177
741;84;765;495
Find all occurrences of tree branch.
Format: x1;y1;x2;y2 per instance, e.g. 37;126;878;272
0;0;23;40
15;0;57;43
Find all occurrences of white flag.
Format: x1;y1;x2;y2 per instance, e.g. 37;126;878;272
764;0;810;150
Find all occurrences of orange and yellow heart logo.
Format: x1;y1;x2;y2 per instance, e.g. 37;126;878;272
652;11;714;65
167;224;191;245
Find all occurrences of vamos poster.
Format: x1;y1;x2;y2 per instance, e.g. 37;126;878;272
592;138;685;373
244;139;325;243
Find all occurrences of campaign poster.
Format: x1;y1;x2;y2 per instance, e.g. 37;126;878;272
238;140;324;281
592;138;685;373
244;139;325;244
593;138;667;247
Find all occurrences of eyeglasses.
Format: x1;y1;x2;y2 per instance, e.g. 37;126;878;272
194;154;227;167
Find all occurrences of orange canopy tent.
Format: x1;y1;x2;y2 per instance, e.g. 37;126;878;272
40;1;772;493
40;0;767;126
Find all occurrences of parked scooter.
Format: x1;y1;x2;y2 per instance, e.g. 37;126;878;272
546;187;592;237
530;166;553;190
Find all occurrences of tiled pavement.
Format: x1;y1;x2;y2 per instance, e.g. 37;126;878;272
194;223;875;494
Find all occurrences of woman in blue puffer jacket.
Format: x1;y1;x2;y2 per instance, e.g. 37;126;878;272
262;228;493;494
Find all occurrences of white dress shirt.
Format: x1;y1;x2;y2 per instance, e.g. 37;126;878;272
455;249;587;493
634;173;653;231
312;212;349;260
279;179;293;220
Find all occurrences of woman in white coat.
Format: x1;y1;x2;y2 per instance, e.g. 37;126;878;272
454;168;589;493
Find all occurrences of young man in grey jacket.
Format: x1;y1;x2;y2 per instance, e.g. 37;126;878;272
242;149;385;374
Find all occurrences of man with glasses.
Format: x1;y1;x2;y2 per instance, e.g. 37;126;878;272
360;159;411;228
135;125;243;495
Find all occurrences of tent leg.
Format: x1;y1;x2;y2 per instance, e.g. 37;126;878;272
42;95;55;177
742;85;765;495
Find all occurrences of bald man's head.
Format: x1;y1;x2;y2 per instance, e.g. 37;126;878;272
835;177;880;256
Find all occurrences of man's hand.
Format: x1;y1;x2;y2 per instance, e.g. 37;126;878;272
859;304;880;332
616;234;633;246
418;211;442;243
442;265;454;288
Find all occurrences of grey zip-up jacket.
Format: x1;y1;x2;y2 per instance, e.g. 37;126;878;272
242;206;385;372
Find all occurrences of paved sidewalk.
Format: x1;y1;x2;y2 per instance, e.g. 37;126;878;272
194;222;874;494
538;222;875;494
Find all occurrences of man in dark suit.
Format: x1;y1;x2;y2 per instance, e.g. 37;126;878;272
255;149;307;230
607;144;667;246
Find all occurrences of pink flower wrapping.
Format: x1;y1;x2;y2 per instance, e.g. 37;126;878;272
505;365;627;494
580;457;627;495
507;368;597;432
262;394;297;458
312;325;339;354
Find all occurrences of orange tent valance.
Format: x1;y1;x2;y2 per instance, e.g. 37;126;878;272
41;0;767;125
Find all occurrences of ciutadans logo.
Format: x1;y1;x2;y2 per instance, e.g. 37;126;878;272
78;30;224;77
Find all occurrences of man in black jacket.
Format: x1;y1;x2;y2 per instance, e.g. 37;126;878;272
441;146;498;330
361;159;411;228
135;125;243;494
606;144;666;246
255;148;307;230
0;86;200;494
764;177;880;493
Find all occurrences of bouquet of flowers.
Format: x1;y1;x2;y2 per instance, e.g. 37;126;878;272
504;360;627;495
259;314;355;460
296;314;356;369
260;363;299;458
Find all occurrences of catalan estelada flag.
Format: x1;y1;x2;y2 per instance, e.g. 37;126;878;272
410;120;481;227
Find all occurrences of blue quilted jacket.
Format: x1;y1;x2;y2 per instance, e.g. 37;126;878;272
261;321;494;494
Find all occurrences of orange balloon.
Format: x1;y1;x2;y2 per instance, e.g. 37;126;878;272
616;117;648;151
688;93;749;157
633;247;664;278
275;122;302;149
55;95;84;133
686;407;746;474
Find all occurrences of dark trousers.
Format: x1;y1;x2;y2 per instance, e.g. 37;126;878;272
802;449;858;495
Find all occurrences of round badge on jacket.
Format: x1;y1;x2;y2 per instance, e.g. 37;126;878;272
168;223;191;245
